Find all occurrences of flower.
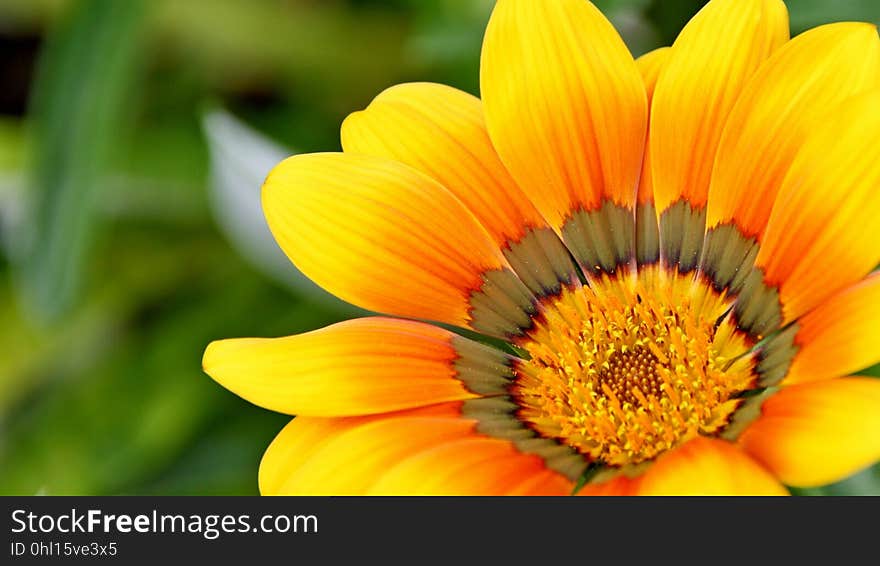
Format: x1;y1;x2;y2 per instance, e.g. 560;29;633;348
202;0;880;495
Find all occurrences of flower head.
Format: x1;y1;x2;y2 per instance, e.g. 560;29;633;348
203;0;880;495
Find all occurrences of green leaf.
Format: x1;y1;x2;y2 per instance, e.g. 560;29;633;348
786;0;880;33
15;0;147;323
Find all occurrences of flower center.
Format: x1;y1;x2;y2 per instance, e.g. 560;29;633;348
512;268;757;467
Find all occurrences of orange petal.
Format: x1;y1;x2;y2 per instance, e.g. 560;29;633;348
707;23;880;239
202;317;524;417
259;402;462;495
637;437;788;495
754;90;880;322
740;378;880;487
480;0;647;228
635;46;670;205
367;437;562;495
506;469;575;496
636;46;670;99
273;416;476;495
263;152;535;335
578;474;641;496
341;82;547;245
651;0;788;215
784;273;880;385
634;47;670;265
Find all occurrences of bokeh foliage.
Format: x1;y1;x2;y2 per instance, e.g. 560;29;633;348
0;0;877;495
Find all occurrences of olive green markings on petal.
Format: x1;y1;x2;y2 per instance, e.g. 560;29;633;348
658;199;706;273
462;394;520;414
698;223;784;339
502;226;580;296
701;223;760;292
734;268;783;338
451;335;516;396
635;201;660;265
468;268;535;339
754;324;800;387
588;460;652;484
463;397;534;441
462;397;587;481
719;389;776;441
519;443;587;482
560;201;635;276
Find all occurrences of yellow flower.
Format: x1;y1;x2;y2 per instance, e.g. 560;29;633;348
202;0;880;495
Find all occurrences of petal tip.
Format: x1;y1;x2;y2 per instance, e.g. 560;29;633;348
201;339;222;377
201;338;245;389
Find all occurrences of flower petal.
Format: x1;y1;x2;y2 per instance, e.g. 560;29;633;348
367;437;567;495
637;437;787;495
263;152;537;338
203;317;524;417
480;0;646;272
636;46;670;100
341;82;545;245
650;0;788;269
273;416;476;495
635;46;670;264
259;416;369;496
578;474;641;496
341;82;580;295
259;402;462;495
706;23;880;240
506;469;576;496
753;90;880;322
784;273;880;385
739;378;880;487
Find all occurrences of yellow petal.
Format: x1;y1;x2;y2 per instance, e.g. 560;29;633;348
259;403;463;495
739;378;880;487
637;437;788;495
367;437;561;495
651;0;788;215
341;82;547;246
263;152;535;335
480;0;647;229
341;82;581;295
755;90;880;322
707;23;880;239
784;273;880;385
259;416;370;495
202;317;514;417
276;417;476;495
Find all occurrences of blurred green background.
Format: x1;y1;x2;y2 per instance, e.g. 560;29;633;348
0;0;878;495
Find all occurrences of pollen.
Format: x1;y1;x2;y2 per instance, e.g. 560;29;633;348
512;267;758;467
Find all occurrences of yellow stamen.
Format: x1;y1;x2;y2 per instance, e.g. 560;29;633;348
513;267;756;467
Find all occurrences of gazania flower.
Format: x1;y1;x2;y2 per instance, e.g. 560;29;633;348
203;0;880;495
